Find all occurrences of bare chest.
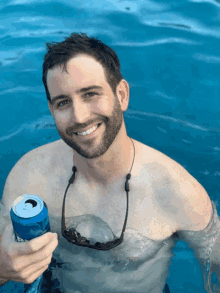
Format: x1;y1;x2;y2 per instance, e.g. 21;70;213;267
44;172;177;242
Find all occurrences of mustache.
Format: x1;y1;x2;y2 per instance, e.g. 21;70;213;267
66;119;105;135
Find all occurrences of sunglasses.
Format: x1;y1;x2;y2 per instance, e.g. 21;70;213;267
61;166;131;251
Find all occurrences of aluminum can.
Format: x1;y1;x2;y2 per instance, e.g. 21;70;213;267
10;194;51;293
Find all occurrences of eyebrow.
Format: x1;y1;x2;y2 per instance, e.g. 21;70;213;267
50;85;104;105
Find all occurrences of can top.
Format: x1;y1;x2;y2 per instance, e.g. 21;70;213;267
12;194;44;218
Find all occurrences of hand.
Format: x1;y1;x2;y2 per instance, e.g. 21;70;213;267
0;223;58;284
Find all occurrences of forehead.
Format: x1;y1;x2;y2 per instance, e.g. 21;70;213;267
47;55;109;96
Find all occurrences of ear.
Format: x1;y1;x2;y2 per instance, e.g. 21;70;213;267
116;79;130;112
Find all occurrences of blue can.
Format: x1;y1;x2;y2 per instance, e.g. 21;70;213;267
10;194;51;293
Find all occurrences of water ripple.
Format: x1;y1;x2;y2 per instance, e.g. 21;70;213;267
140;11;220;38
193;53;220;63
0;116;55;142
0;47;44;66
1;110;212;143
1;29;70;38
209;146;220;151
190;0;220;8
115;37;199;47
0;127;24;142
13;16;45;23
0;86;44;95
152;91;177;101
158;22;191;30
125;110;210;132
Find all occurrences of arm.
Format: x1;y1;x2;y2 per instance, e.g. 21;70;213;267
0;150;34;237
0;153;29;287
0;184;13;286
0;201;11;240
165;163;219;292
0;148;58;289
177;200;220;292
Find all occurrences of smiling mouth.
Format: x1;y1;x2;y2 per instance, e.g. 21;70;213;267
74;123;102;136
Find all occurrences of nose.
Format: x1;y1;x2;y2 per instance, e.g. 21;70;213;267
71;96;91;124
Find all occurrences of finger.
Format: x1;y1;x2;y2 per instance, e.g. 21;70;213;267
15;232;56;256
2;254;52;281
23;265;49;284
2;224;56;256
17;255;52;281
30;236;58;264
16;237;58;271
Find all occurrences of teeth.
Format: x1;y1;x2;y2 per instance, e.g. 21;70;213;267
77;125;98;136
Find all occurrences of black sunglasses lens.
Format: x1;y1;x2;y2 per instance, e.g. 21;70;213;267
63;229;122;250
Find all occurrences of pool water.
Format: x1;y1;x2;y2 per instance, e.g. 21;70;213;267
0;0;220;292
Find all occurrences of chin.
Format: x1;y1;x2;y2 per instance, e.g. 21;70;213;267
58;112;123;160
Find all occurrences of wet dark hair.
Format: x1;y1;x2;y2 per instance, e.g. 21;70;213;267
42;33;124;102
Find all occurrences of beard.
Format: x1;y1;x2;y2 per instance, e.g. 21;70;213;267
56;95;124;159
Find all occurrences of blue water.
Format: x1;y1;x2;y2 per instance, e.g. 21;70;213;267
0;0;220;292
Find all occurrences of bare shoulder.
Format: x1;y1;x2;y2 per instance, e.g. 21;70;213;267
166;159;213;232
2;139;71;210
5;139;67;175
133;138;213;232
132;138;182;177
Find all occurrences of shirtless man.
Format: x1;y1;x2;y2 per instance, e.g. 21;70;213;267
0;33;214;293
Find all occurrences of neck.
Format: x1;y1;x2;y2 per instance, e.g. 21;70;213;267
73;127;135;186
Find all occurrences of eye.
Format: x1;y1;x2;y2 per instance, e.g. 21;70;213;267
84;92;99;98
57;100;69;108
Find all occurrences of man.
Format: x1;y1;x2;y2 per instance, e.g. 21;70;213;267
0;33;219;293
